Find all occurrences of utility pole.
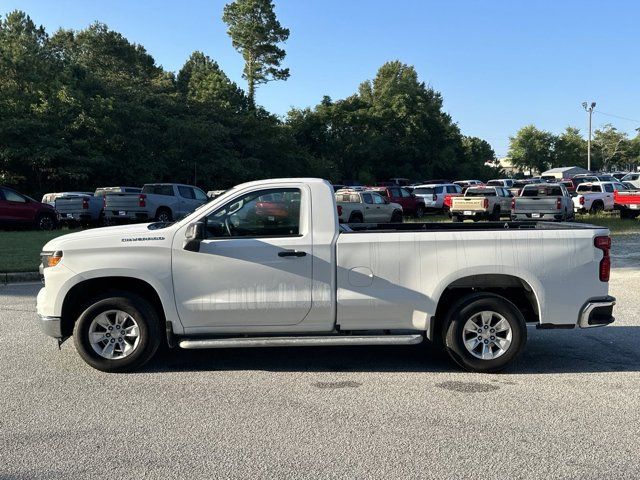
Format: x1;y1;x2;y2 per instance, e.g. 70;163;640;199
582;101;596;171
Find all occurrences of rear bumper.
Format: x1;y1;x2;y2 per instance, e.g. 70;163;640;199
578;296;616;328
57;212;92;223
450;210;490;219
511;212;564;221
104;211;149;221
37;314;62;338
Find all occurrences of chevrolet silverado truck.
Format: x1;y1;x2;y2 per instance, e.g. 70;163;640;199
335;189;403;223
511;183;575;222
104;183;208;224
54;193;104;227
37;178;615;373
450;186;513;221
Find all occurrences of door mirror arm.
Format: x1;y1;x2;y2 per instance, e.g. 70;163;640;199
184;222;205;252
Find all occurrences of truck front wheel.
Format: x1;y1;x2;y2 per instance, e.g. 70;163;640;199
73;293;162;372
442;293;527;373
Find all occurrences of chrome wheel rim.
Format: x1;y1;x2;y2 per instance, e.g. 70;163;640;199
88;310;140;360
462;311;512;360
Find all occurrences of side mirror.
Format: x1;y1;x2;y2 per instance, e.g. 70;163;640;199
184;222;204;252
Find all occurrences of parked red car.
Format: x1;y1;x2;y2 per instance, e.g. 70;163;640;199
369;186;426;217
0;186;57;230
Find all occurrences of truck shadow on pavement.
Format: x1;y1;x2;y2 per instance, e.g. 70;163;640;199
144;326;640;375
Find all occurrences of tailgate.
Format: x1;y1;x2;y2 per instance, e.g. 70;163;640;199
451;197;486;211
54;197;85;215
514;197;559;213
105;193;142;210
614;191;640;206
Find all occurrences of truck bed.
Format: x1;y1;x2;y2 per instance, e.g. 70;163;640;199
342;220;601;232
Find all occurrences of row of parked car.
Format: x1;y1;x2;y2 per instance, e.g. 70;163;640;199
0;183;209;230
3;172;640;231
333;172;640;223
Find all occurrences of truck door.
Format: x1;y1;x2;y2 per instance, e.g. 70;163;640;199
603;183;615;209
171;186;313;329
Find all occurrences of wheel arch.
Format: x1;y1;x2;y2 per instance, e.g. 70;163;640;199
60;276;167;338
431;273;541;341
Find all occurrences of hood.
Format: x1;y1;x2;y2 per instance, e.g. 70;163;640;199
42;223;171;251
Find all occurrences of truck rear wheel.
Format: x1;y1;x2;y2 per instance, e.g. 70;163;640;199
489;207;500;221
73;292;162;372
442;293;527;373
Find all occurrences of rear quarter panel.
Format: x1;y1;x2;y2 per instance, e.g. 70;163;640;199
336;228;609;331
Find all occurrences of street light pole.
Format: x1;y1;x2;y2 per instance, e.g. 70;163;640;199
582;101;596;171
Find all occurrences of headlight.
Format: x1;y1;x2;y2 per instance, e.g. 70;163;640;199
40;251;63;269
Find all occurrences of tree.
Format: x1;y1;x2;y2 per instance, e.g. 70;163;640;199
593;124;629;171
508;125;555;174
554;126;586;168
222;0;290;109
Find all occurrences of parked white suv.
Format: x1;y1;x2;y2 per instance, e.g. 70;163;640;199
412;183;462;212
621;172;640;189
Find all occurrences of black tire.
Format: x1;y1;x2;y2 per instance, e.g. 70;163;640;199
73;292;162;372
415;205;425;219
391;211;403;223
442;293;527;373
489;207;500;221
348;212;363;223
155;207;173;222
620;209;639;220
36;213;56;231
589;201;604;214
452;214;462;223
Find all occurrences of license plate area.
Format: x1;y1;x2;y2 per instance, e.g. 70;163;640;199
463;210;472;215
119;210;126;216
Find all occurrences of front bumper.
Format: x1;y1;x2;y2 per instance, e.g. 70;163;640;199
578;296;616;328
37;314;63;338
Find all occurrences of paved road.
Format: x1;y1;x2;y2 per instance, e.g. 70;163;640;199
1;236;639;479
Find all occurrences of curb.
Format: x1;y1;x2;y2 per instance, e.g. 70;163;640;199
1;272;41;284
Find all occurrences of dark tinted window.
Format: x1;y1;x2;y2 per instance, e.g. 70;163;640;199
466;189;496;197
413;188;434;195
522;186;563;196
604;184;614;193
389;188;402;197
2;188;26;202
142;185;175;196
178;186;195;199
362;193;373;204
400;188;412;198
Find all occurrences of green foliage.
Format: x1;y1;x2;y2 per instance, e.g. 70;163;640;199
554;126;587;168
287;61;496;183
0;10;497;199
593;124;629;171
222;0;289;108
508;125;555;174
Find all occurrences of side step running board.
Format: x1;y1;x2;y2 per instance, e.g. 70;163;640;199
179;334;424;350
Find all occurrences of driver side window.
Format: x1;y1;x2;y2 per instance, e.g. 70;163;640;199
205;188;301;238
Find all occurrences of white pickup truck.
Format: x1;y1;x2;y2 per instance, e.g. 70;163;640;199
37;178;615;373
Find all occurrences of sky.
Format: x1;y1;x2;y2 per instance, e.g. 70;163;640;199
2;0;640;157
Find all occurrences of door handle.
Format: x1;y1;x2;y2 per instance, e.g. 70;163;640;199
278;250;306;258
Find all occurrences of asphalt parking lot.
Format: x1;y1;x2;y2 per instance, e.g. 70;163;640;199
1;235;639;480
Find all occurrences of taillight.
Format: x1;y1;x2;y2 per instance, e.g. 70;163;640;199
483;198;489;209
139;194;146;208
337;205;343;216
580;196;585;206
82;198;89;209
556;198;562;210
511;198;515;210
594;236;611;282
